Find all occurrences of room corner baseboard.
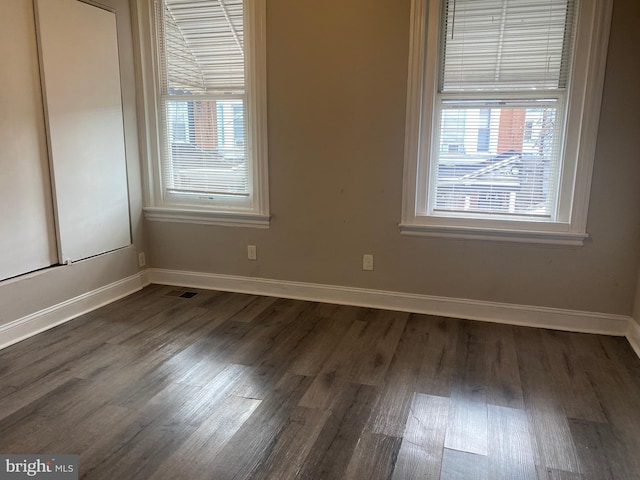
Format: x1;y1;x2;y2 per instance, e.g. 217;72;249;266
148;268;631;337
626;320;640;358
140;268;152;287
0;273;146;350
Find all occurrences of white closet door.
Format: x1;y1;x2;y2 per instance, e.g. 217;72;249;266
36;0;131;263
0;0;58;281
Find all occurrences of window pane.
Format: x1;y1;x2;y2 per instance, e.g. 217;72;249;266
164;98;249;197
433;104;559;217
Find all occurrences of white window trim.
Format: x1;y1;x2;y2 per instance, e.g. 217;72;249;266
400;0;613;245
132;0;269;228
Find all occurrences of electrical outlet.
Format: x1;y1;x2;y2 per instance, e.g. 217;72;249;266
138;252;146;267
363;254;374;271
247;245;257;261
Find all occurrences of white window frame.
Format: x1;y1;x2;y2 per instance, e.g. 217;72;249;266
133;0;269;228
400;0;613;245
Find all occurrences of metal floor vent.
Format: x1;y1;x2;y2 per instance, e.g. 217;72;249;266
166;290;199;299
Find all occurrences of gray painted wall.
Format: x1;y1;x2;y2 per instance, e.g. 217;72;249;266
4;0;638;329
634;271;640;325
147;0;640;317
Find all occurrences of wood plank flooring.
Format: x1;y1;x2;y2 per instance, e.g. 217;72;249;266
1;284;640;479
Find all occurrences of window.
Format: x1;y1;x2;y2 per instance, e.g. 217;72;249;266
137;0;269;227
401;0;613;244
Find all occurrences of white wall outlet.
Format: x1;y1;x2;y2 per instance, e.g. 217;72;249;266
138;252;146;267
247;245;257;261
363;254;374;271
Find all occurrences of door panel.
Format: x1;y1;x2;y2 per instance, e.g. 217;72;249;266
36;0;131;263
0;0;57;281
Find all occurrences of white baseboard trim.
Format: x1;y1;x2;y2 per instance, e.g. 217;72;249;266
627;320;640;358
3;268;637;358
140;268;152;288
148;269;631;337
0;273;146;350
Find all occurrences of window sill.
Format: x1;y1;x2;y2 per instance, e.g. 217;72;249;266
144;207;270;228
399;223;587;246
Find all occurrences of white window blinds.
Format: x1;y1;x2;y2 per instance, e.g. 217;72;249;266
431;0;577;219
440;0;576;92
156;0;249;200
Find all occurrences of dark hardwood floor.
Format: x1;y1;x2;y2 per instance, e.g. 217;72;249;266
1;284;640;479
